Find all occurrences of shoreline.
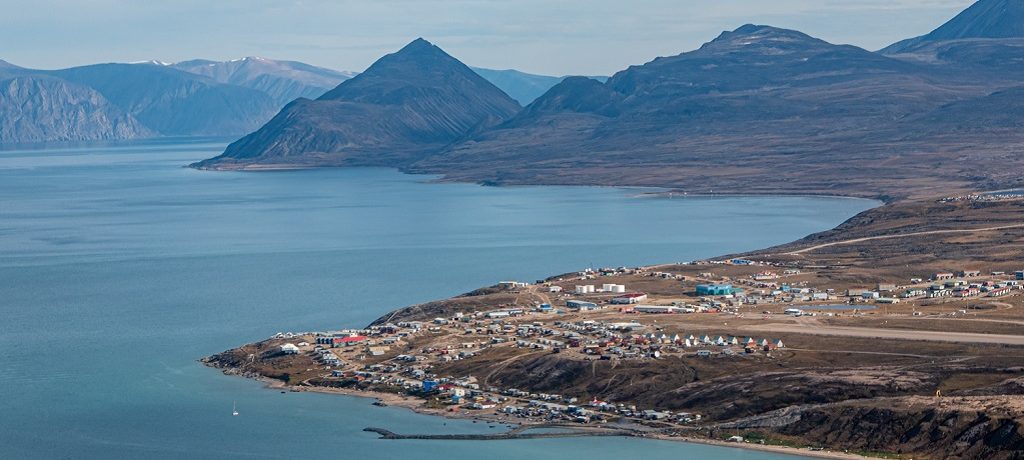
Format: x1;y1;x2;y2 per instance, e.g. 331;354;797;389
197;166;1024;459
219;364;872;459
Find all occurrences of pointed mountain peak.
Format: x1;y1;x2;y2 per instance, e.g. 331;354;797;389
883;0;1024;53
402;37;434;50
386;38;450;61
926;0;1024;40
317;38;513;104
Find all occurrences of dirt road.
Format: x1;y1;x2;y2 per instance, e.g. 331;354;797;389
741;323;1024;345
786;223;1024;255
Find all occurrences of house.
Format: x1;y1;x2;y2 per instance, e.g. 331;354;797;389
877;297;900;304
989;286;1013;297
611;293;648;304
642;410;669;420
957;270;981;278
322;353;342;366
548;286;563;293
933;273;955;281
696;349;711;357
280;343;300;355
903;289;926;298
877;283;897;292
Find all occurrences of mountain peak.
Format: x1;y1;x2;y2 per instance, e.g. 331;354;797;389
391;38;449;60
317;38;507;103
403;37;433;49
927;0;1024;40
882;0;1024;53
705;24;821;49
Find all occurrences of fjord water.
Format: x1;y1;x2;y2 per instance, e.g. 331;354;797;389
0;139;874;459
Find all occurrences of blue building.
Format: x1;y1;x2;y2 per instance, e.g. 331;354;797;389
566;300;599;310
696;284;734;296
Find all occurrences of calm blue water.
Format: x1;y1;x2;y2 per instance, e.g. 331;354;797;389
0;138;875;459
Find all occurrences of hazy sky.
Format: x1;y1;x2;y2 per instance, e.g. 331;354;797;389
0;0;973;76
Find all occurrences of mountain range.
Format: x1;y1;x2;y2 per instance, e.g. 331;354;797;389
0;54;567;144
0;60;285;142
169;57;357;106
191;0;1024;200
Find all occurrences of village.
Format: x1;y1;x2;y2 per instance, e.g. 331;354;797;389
219;257;1024;432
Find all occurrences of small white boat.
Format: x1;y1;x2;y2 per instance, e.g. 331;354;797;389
232;401;239;416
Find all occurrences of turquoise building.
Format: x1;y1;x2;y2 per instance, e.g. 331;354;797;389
696;284;734;296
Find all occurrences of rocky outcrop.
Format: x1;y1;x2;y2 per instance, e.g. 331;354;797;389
774;397;1024;459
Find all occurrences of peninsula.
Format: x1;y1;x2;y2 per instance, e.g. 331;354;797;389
206;195;1024;459
202;2;1024;458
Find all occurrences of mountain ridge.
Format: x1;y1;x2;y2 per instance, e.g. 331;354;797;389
171;57;355;105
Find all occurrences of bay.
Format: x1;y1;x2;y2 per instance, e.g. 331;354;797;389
0;138;875;459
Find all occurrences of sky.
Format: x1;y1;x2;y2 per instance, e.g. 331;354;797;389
0;0;975;76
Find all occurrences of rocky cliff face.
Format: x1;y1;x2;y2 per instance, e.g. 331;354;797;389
0;76;151;143
191;39;521;170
